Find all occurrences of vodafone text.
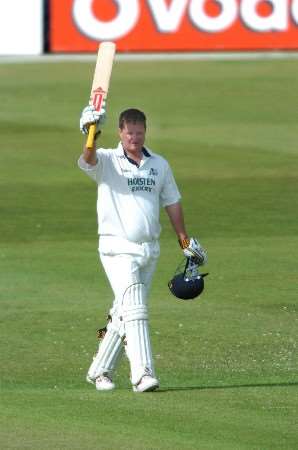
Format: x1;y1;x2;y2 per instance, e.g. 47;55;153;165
73;0;298;41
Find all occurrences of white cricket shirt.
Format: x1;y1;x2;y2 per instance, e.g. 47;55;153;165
78;142;181;243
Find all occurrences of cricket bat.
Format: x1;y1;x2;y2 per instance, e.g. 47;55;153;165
86;41;116;149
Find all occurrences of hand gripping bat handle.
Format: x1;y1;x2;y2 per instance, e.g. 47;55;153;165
86;123;97;149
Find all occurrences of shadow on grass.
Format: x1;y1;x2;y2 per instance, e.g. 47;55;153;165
158;381;298;393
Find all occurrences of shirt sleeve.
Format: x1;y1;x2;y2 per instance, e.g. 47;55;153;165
77;150;103;183
160;163;181;207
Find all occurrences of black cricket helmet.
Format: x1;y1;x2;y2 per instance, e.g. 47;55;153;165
168;257;208;300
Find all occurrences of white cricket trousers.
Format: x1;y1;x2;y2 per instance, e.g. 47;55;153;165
87;236;160;386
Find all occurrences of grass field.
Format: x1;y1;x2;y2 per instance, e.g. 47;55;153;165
0;57;297;450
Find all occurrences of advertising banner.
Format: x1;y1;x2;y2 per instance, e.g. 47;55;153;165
0;0;43;55
49;0;298;53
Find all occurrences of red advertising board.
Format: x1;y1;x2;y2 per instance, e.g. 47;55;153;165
49;0;298;52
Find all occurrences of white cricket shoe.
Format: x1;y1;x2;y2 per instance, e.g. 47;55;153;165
86;374;115;391
95;375;115;391
133;375;159;393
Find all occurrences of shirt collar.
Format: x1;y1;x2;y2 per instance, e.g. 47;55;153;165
117;142;151;166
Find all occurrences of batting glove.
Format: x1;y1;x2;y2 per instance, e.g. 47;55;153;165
79;102;106;135
180;237;208;266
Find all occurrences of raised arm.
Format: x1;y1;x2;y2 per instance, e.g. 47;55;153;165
83;140;98;165
79;103;106;165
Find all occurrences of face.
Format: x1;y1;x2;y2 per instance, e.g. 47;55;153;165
119;121;146;154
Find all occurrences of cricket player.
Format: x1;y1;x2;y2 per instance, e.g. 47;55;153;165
78;104;207;392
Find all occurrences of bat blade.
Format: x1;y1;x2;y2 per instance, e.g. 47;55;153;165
86;41;116;149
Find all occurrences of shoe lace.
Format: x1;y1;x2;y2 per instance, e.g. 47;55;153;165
100;373;113;383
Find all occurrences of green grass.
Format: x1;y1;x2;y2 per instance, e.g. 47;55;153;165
0;58;297;450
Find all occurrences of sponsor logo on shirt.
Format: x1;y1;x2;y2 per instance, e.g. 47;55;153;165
127;177;156;193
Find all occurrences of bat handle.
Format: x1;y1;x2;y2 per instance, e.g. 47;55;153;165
86;123;96;149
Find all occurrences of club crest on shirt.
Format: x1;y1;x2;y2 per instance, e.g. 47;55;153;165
149;168;158;176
